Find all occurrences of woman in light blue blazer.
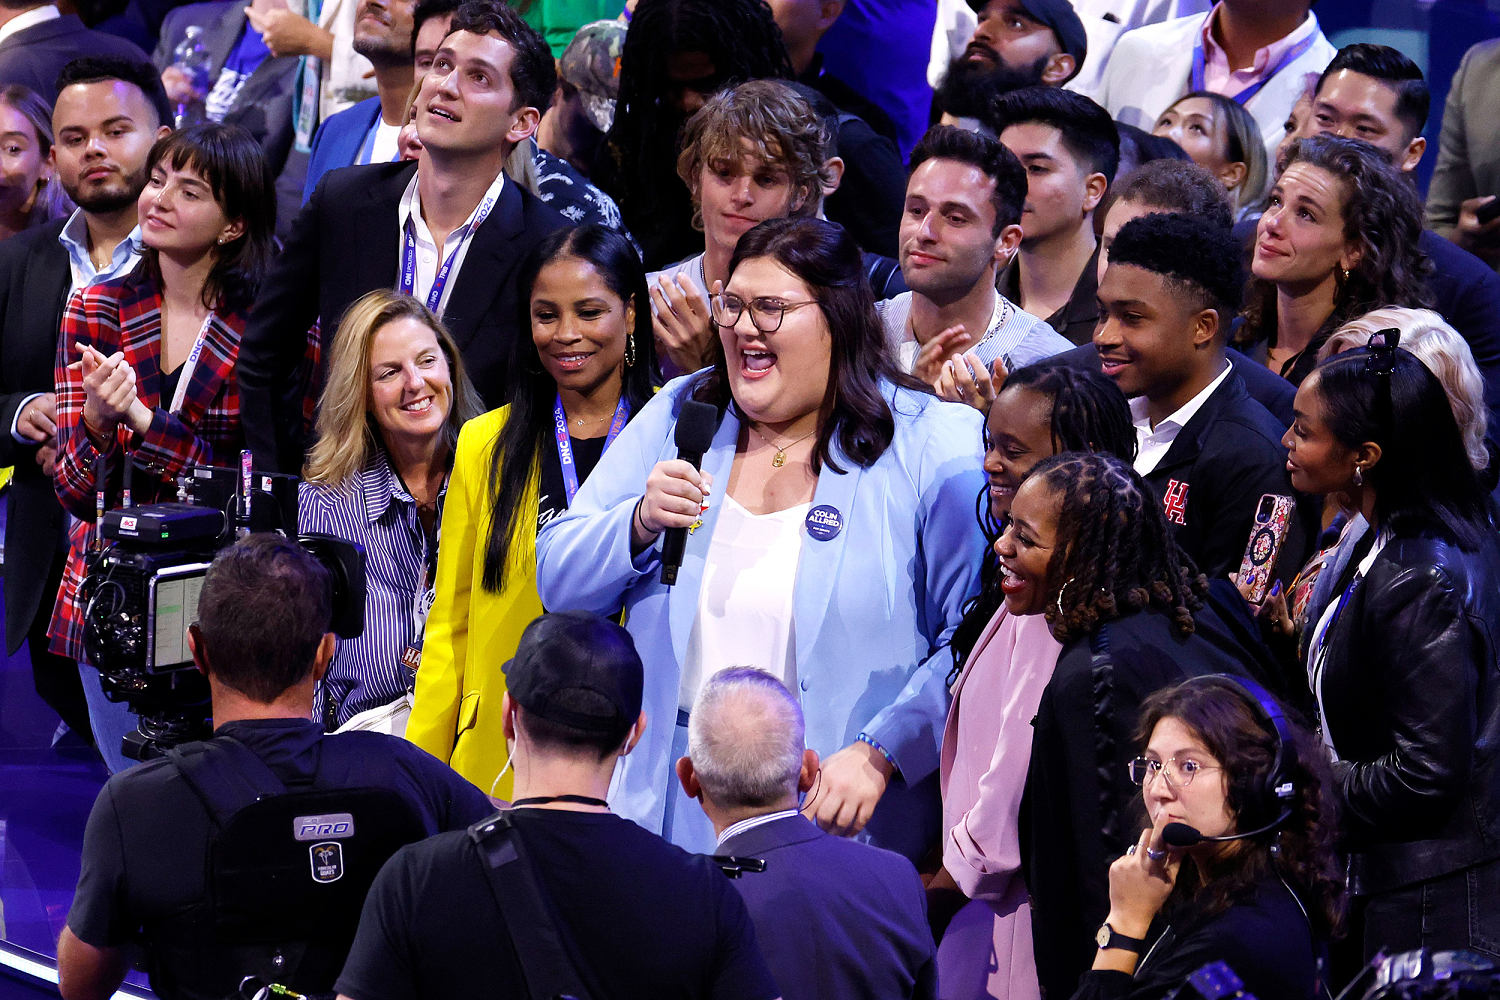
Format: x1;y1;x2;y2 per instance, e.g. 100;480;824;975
536;217;985;858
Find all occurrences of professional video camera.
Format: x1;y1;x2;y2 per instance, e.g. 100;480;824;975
78;451;365;760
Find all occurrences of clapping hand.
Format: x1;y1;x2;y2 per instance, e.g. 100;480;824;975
933;352;1007;411
651;274;716;376
912;325;973;384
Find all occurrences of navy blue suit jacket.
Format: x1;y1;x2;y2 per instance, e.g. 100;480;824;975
717;813;936;1000
301;96;381;203
0;14;146;98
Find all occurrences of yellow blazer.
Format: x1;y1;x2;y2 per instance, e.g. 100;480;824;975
406;406;540;797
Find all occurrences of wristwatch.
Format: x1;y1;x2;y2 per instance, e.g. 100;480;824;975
1095;921;1145;953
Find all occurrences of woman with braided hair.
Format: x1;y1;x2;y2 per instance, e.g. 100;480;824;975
1000;452;1274;1000
931;363;1135;999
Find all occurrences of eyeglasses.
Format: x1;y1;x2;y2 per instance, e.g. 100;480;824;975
710;292;821;334
1127;756;1222;788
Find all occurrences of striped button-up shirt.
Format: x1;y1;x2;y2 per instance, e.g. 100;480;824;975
299;449;438;727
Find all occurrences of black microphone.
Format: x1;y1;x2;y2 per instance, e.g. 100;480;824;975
1162;810;1291;849
660;400;718;585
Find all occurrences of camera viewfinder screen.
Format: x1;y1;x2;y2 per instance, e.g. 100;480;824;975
152;570;206;669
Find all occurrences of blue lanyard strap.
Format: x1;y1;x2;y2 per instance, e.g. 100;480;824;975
552;393;630;506
398;192;498;315
1189;29;1318;105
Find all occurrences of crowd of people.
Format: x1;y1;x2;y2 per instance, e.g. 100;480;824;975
0;0;1497;997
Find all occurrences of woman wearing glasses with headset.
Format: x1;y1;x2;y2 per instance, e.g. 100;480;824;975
1068;675;1343;1000
1282;334;1500;962
536;216;985;861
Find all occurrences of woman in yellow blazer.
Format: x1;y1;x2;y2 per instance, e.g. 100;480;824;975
406;224;659;796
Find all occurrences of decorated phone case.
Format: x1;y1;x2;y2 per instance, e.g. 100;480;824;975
1237;494;1296;605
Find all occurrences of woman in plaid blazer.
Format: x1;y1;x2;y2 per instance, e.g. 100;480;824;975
48;124;276;725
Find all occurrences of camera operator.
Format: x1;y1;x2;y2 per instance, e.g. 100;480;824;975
57;533;494;1000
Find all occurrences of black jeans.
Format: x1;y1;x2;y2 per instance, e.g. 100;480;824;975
1362;855;1500;962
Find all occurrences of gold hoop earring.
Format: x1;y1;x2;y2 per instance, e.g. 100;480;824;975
625;332;636;368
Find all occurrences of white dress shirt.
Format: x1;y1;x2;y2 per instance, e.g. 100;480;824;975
1130;359;1232;475
0;4;59;45
394;168;506;319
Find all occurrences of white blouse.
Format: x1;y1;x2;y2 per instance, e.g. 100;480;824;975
679;494;810;710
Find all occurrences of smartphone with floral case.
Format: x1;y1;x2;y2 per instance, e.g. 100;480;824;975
1237;494;1296;604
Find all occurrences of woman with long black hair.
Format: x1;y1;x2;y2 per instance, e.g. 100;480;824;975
406;224;658;796
1283;333;1500;960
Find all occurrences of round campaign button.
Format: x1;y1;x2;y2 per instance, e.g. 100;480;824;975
805;504;843;541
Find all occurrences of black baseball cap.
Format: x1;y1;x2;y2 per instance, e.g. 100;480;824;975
504;611;644;733
968;0;1088;77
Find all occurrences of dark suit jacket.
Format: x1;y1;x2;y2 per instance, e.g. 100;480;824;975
237;160;569;473
1422;228;1500;440
0;218;70;654
717;813;936;1000
152;2;299;177
1141;372;1311;583
1051;341;1296;429
0;14;148;99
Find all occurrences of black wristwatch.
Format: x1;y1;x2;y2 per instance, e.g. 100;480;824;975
1095;921;1145;953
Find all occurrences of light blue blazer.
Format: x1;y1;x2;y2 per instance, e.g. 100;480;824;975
535;374;985;853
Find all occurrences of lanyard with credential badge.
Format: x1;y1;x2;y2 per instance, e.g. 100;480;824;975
1189;29;1319;105
168;311;218;415
398;192;498;315
552;393;630;506
399;470;449;674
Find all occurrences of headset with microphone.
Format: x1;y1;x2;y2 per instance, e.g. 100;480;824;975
1158;673;1298;850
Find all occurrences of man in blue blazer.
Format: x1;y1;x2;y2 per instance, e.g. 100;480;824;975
677;668;937;1000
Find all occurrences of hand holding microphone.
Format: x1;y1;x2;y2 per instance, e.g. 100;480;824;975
632;400;718;583
633;461;713;547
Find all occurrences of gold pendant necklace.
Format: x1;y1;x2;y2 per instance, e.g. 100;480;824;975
748;422;816;467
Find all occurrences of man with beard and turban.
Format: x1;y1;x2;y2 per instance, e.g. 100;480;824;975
936;0;1087;131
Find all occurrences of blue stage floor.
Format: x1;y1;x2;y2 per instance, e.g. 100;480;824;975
0;492;154;997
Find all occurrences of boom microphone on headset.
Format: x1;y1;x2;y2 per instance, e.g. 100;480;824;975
1162;808;1293;849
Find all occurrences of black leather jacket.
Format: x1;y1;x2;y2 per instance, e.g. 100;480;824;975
1318;531;1500;895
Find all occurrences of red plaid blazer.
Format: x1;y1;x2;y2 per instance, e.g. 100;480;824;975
48;267;248;660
